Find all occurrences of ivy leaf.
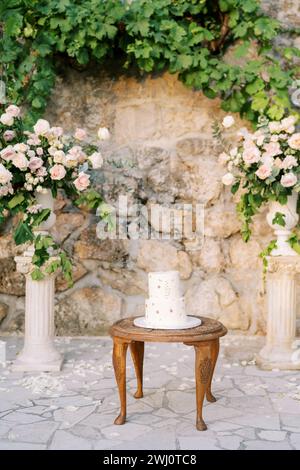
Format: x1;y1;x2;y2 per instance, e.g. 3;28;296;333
245;78;265;95
14;222;34;245
4;12;23;36
176;54;193;70
31;268;45;281
272;212;286;227
234;41;250;59
251;91;269;112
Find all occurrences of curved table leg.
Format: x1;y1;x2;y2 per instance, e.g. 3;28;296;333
112;338;129;425
130;341;144;398
194;342;213;431
206;338;219;403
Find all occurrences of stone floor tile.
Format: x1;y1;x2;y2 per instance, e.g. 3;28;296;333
49;430;92;450
227;413;281;430
290;433;300;449
2;411;45;424
54;404;96;429
258;430;286;441
167;391;197;414
178;436;220;450
8;421;59;444
101;423;151;441
218;435;243;450
110;427;177;450
243;440;292;450
0;441;46;450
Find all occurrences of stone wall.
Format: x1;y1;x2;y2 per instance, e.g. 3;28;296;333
0;0;299;336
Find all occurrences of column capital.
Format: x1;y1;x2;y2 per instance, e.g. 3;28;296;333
14;255;32;275
14;255;60;277
267;256;300;275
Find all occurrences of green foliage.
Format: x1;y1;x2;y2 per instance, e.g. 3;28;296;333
0;0;298;126
32;233;74;286
259;239;277;275
272;211;286;227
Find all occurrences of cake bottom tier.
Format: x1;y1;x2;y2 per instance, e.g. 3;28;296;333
145;296;186;328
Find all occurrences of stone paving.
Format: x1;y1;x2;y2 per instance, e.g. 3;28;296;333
0;334;300;450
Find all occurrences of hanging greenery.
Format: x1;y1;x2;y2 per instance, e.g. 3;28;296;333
0;0;299;126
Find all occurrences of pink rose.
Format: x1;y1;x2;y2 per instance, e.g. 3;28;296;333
36;147;44;156
0;146;16;161
281;116;296;134
27;150;35;158
242;141;261;164
6;104;21;118
27;133;41;146
281;172;297;187
255;164;272;180
33;119;50;136
37;166;47;177
50;164;66;180
263;141;282;158
68;145;86;163
50;127;63;138
29;156;43;171
74;172;90;191
282;155;297;170
274;157;283;169
12;153;29;170
0;113;14;126
288;133;300;150
3;130;15;142
269;121;282;133
74;128;87;141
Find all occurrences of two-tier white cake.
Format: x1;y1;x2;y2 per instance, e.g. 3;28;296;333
134;271;201;329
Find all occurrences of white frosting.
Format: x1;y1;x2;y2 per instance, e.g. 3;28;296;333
145;271;187;328
148;271;182;299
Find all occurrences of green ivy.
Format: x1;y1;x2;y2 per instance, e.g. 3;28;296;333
0;0;299;126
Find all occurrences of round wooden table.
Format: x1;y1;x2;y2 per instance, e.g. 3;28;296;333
109;316;227;431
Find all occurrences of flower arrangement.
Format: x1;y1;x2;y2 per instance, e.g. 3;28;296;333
215;114;300;248
0;103;110;283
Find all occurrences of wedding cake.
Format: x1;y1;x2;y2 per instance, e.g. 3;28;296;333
134;271;201;329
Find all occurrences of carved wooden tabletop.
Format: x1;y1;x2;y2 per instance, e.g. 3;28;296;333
110;316;227;431
110;316;227;343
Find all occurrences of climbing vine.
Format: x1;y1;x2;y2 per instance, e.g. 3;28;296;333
0;0;299;126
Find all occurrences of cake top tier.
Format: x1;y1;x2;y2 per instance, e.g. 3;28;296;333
148;270;182;299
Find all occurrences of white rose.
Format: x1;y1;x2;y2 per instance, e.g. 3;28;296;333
89;152;103;169
222;116;235;128
97;127;110;140
281;172;297;187
0;163;13;184
222;172;234;186
0;113;14;126
33;119;51;136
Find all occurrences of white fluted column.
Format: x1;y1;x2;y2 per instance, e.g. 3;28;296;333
257;256;300;370
13;255;63;372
